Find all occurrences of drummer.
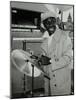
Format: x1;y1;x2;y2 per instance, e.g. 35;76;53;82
40;11;73;96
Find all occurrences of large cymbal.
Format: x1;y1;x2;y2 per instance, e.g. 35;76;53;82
11;49;41;77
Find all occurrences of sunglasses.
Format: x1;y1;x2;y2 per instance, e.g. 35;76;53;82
43;17;56;26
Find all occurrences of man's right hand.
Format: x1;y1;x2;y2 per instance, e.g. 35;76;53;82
38;55;51;65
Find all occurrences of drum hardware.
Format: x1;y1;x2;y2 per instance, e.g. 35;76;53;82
23;59;37;97
22;74;26;94
22;58;36;97
31;64;34;97
23;41;26;95
11;49;51;97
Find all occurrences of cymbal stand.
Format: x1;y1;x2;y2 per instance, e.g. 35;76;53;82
22;41;27;96
23;41;35;97
22;74;26;95
31;64;34;97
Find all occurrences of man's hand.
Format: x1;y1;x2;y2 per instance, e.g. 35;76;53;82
38;55;51;65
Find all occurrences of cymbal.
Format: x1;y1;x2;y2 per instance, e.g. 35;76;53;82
11;49;41;77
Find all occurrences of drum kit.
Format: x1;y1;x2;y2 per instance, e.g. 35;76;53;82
11;49;50;97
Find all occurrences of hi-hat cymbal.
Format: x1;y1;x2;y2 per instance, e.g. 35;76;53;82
11;49;41;77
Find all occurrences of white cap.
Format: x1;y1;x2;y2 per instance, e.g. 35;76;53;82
41;11;57;22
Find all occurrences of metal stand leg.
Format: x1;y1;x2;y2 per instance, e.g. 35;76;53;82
23;74;26;94
31;64;34;97
22;41;27;96
22;41;35;97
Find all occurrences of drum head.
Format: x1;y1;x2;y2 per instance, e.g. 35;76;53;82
11;49;41;77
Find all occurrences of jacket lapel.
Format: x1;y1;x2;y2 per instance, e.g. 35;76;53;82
41;28;62;56
41;38;48;55
49;28;62;55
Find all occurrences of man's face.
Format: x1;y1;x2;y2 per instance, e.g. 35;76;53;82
43;17;56;35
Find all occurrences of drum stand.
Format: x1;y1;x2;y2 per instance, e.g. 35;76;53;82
22;41;27;96
22;74;26;95
31;64;34;97
22;41;35;97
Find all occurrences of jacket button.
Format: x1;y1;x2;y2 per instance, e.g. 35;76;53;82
54;55;56;57
55;58;59;61
54;84;57;87
53;74;55;77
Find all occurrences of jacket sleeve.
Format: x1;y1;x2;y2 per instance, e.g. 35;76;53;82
51;36;73;71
